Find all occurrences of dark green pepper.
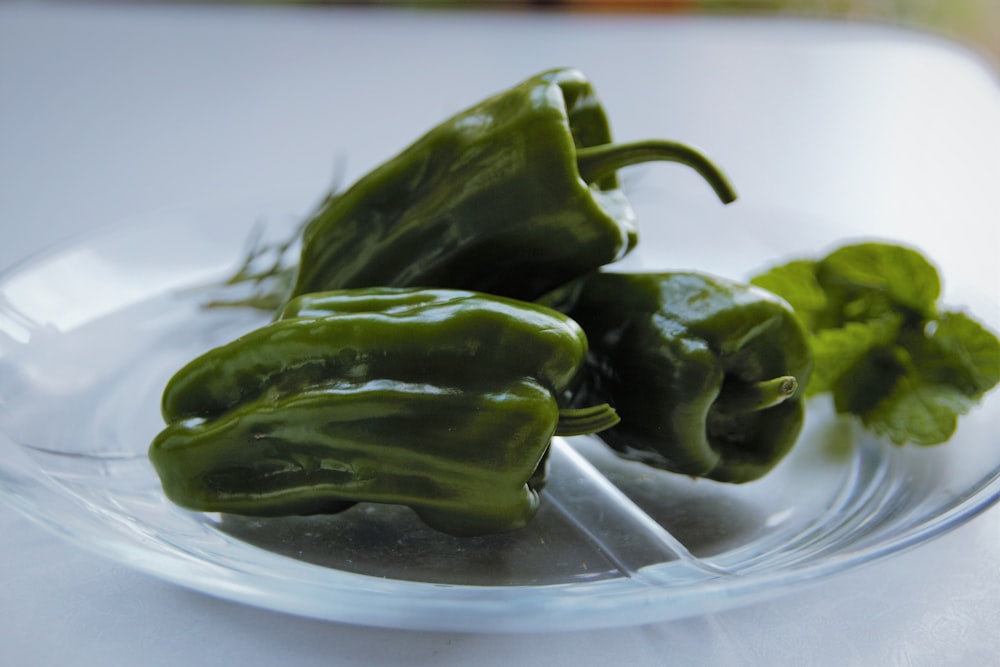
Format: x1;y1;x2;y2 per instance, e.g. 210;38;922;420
291;68;736;302
540;272;813;483
149;288;618;536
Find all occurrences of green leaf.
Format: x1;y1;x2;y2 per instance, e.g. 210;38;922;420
808;315;902;395
749;240;999;447
929;311;1000;396
749;260;826;330
818;242;940;318
861;377;976;446
831;344;908;416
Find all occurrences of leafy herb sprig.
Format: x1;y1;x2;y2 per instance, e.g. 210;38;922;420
751;242;1000;445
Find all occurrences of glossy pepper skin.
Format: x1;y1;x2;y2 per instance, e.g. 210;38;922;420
291;68;736;302
149;288;618;536
540;272;813;483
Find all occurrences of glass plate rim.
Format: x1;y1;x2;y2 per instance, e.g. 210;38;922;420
3;445;997;632
1;206;998;633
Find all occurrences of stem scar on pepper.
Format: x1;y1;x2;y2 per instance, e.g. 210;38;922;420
714;376;799;414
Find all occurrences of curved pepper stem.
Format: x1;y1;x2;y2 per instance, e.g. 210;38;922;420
714;375;798;414
576;140;738;204
555;403;621;436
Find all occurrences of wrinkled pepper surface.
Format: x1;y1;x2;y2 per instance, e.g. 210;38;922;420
540;272;813;483
149;288;619;536
291;67;736;302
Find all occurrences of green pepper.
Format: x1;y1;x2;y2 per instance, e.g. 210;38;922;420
540;272;813;483
149;288;619;536
291;68;736;302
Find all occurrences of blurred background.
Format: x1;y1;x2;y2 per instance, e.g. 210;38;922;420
202;0;1000;68
82;1;1000;70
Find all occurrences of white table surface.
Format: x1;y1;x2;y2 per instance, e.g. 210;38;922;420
1;3;999;665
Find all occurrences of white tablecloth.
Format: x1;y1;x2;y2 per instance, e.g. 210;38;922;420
1;4;998;665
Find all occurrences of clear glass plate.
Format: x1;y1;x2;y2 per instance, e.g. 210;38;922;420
0;196;998;633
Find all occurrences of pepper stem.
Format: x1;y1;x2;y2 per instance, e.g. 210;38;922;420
556;403;621;436
576;140;737;204
714;376;798;414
